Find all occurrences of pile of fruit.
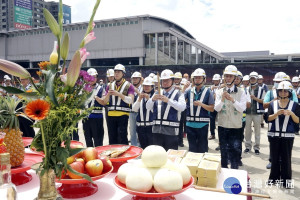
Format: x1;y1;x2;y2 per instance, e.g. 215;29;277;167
117;145;191;193
63;146;112;179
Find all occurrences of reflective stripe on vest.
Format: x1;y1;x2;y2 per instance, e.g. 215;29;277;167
138;98;152;126
256;86;265;113
267;132;295;138
270;100;293;133
272;89;277;99
188;87;208;122
109;81;131;112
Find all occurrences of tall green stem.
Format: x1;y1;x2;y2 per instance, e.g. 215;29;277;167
40;123;48;167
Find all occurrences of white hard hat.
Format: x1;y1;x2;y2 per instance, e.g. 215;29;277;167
131;71;142;78
142;77;154;86
292;76;300;83
191;72;195;79
4;75;11;80
258;75;263;79
148;73;155;78
181;78;187;85
224;65;238;76
160;69;174;80
273;72;286;81
283;75;291;82
174;72;183;79
106;69;114;77
114;64;126;73
249;71;259;79
193;68;206;78
212;74;221;80
277;81;292;90
243;75;250;81
87;68;98;76
153;75;158;83
237;71;243;78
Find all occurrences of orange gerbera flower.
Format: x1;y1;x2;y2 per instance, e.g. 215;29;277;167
25;99;51;120
36;71;42;76
38;61;50;70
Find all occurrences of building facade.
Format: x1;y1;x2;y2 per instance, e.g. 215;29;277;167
0;0;70;31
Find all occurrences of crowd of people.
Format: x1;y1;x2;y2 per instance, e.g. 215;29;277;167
1;64;299;188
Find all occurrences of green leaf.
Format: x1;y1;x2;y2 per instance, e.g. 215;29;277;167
58;0;63;39
0;86;39;97
66;165;93;183
43;8;60;36
56;147;68;162
44;68;59;106
69;147;86;157
61;33;69;60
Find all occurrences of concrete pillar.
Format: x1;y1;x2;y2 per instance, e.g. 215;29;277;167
155;33;158;65
175;37;178;64
196;48;198;64
182;42;185;64
189;45;191;64
201;51;205;63
288;55;292;62
169;33;171;59
162;33;164;54
231;58;235;63
139;57;144;65
29;62;33;68
87;59;91;67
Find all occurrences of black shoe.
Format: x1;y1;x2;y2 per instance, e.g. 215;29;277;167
261;124;264;128
244;149;250;153
238;160;243;166
179;143;184;147
208;135;215;140
266;162;271;169
215;146;220;151
255;150;260;155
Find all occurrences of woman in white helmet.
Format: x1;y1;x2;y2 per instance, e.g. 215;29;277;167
185;68;214;153
242;75;250;89
214;65;247;169
146;69;186;150
266;81;300;188
174;72;183;89
98;64;135;145
263;72;298;169
132;77;155;148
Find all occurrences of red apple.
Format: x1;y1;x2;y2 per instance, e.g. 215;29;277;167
67;161;84;179
75;158;85;166
56;169;67;179
82;147;98;162
85;159;103;177
98;155;112;173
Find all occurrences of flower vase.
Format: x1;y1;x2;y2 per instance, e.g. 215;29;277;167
36;169;63;200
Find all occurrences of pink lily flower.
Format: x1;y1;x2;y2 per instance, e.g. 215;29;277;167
79;48;90;64
66;51;81;87
82;31;96;46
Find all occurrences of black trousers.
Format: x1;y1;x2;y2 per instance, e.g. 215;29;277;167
178;111;186;145
72;123;79;141
18;116;35;138
269;137;294;186
238;121;246;161
153;133;178;151
136;126;153;149
107;115;129;145
218;126;241;169
209;110;218;136
83;118;104;147
186;125;208;153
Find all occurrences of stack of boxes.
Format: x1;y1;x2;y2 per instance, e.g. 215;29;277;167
166;150;221;188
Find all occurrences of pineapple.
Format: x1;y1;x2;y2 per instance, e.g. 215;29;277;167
0;96;25;167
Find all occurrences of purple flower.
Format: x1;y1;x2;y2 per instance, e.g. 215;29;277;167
83;84;93;92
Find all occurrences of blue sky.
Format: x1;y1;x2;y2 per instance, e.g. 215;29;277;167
55;0;300;54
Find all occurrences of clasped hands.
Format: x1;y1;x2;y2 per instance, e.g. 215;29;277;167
152;94;169;103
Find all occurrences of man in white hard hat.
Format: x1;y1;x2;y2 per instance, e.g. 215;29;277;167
84;68;105;147
209;73;221;140
146;69;186;150
258;75;268;92
129;71;143;146
0;75;12;96
244;71;266;155
185;68;214;153
214;65;247;169
99;64;135;145
106;69;115;84
132;77;155;148
242;75;250;89
263;72;298;169
174;72;182;89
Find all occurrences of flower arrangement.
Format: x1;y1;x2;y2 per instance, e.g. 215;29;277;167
0;0;101;182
